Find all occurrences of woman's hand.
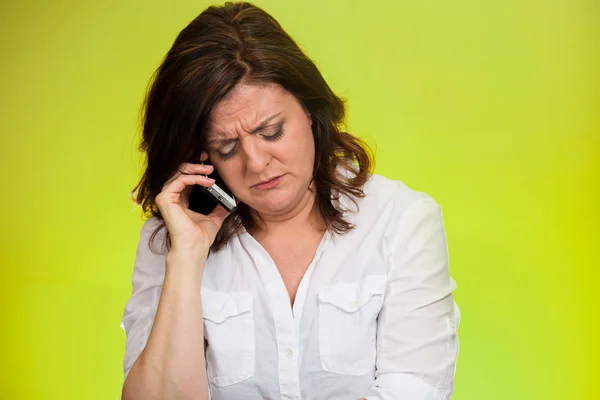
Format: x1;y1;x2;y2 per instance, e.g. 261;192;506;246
155;161;231;257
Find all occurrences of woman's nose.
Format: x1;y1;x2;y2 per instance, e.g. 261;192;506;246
241;137;271;173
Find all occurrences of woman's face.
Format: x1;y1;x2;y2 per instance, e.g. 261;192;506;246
204;82;315;218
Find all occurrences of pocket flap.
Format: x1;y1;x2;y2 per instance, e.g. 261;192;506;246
318;274;387;312
201;287;253;323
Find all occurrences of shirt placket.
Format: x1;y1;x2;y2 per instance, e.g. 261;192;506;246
241;232;330;400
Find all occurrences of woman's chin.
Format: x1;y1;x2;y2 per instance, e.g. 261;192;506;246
250;192;300;215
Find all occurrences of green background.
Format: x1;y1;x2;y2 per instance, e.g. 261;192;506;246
1;0;597;399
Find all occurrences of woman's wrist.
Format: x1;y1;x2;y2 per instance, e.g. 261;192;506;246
168;245;210;263
166;248;209;277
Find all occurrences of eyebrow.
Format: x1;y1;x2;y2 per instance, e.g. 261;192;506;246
207;112;282;146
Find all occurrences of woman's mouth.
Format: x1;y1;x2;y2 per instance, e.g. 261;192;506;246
252;174;285;190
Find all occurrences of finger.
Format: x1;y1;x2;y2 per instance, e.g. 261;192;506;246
164;163;214;188
208;204;232;226
178;162;214;175
163;170;182;187
160;174;215;196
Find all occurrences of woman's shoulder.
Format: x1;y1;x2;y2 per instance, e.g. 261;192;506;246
332;171;443;252
359;174;448;270
355;172;441;220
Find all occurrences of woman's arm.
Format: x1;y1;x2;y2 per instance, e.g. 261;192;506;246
363;196;460;400
121;218;210;400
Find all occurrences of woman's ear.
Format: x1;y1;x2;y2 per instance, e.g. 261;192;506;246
200;151;209;162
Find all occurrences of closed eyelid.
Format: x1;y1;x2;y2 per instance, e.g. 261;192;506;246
210;138;237;147
258;121;284;135
216;140;237;154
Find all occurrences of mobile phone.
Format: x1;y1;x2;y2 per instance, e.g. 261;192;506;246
188;160;237;214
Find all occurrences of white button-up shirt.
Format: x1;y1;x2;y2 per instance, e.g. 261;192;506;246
121;173;460;400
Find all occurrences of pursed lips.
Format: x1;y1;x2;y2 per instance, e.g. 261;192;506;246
251;174;284;188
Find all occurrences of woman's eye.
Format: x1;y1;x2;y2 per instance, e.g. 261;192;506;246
262;127;285;141
215;126;285;160
217;142;238;160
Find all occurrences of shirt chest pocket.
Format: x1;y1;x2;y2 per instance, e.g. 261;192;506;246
318;274;387;376
201;288;255;387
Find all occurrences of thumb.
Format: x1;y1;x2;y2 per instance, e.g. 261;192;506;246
208;204;231;227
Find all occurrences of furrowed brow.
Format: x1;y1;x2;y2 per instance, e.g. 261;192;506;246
207;112;282;145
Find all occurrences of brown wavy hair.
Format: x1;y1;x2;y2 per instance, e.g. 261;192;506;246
130;1;374;254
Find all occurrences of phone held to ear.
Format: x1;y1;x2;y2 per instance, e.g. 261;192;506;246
188;160;237;214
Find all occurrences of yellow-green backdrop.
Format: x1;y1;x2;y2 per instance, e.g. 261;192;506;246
1;0;597;399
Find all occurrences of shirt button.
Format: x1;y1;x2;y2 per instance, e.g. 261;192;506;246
285;349;293;358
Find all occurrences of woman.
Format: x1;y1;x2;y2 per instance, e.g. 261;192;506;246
121;2;460;400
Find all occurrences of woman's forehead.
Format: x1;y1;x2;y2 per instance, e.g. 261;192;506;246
208;83;292;133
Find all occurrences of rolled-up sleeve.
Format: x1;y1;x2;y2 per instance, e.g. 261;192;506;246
364;197;460;400
120;217;166;382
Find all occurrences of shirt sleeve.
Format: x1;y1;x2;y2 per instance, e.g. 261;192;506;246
364;196;460;400
120;217;166;383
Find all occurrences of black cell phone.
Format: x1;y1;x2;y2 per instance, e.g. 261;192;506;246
188;160;237;215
